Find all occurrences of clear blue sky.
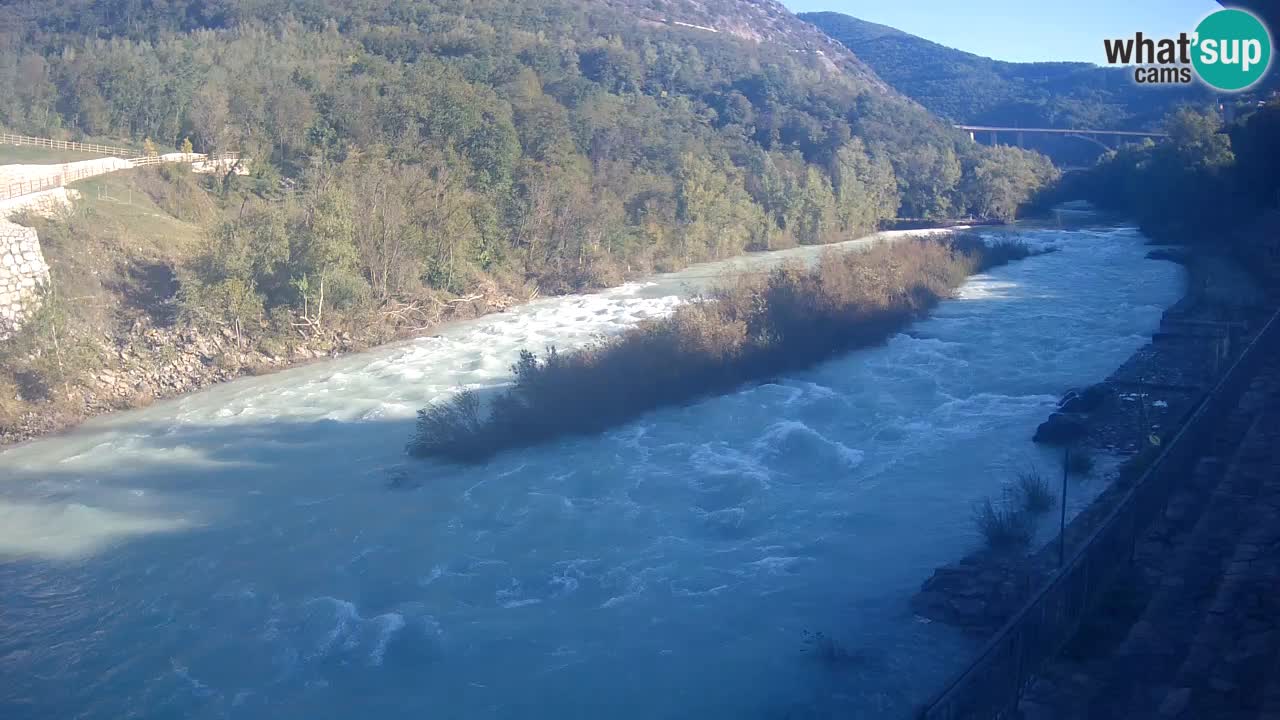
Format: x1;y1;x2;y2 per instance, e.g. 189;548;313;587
782;0;1223;63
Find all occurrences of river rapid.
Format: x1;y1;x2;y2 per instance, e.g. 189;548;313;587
0;222;1183;719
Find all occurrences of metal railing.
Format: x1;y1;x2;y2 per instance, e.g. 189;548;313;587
919;305;1280;720
0;131;136;157
1;152;242;202
0;163;116;202
129;152;241;167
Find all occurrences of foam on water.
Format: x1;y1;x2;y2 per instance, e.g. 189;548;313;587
0;226;1184;719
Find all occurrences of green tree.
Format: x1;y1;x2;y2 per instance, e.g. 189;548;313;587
831;139;900;233
676;153;766;263
961;145;1059;221
896;143;961;219
793;167;837;245
292;172;364;324
1165;107;1233;169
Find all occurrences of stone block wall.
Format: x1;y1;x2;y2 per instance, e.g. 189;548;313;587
0;218;50;340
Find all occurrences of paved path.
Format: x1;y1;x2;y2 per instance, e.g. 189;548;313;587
0;150;242;203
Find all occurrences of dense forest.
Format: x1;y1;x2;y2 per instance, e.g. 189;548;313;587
0;0;1061;435
1060;101;1280;276
0;0;1056;306
802;12;1211;165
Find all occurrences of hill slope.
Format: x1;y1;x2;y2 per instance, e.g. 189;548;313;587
801;12;1210;139
0;0;1058;439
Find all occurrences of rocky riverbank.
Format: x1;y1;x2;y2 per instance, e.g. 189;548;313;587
0;288;520;446
911;247;1274;634
0;223;973;449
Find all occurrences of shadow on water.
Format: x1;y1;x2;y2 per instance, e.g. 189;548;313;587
0;413;454;717
0;412;431;556
0;229;1167;719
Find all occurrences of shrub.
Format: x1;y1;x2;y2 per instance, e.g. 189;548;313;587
179;277;264;345
801;630;858;667
410;389;489;460
2;289;104;400
977;238;1033;269
973;496;1035;552
0;376;24;430
1016;468;1056;513
408;236;1043;462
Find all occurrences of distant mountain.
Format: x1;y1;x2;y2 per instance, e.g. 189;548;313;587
801;11;1212;161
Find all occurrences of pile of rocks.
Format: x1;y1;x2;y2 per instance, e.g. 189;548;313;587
911;554;1040;633
1034;382;1108;444
85;318;344;408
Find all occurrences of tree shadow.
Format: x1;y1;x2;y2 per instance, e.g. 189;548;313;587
106;259;180;326
0;413;428;563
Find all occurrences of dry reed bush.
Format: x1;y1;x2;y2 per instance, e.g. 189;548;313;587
670;301;750;362
409;235;1037;462
1016;468;1056;513
973;496;1035;552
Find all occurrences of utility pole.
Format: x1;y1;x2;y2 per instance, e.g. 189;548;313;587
1059;445;1069;568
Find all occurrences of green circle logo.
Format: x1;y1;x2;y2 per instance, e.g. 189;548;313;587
1192;8;1272;91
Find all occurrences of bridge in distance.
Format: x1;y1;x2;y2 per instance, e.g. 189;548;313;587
954;124;1170;151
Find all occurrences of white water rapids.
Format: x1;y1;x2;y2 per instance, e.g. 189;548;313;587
0;223;1183;719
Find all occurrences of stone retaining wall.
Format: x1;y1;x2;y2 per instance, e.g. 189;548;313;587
0;218;50;339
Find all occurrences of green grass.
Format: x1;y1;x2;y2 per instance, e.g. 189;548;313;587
68;171;205;254
0;145;111;164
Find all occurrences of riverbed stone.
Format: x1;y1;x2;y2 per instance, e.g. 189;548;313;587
1034;412;1089;444
1059;382;1109;413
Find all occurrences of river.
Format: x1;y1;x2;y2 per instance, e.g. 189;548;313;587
0;221;1183;719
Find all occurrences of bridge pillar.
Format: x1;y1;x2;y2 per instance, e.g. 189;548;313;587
1016;131;1024;148
989;130;998;145
968;130;975;142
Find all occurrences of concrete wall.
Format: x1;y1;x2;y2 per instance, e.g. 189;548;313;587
0;217;50;340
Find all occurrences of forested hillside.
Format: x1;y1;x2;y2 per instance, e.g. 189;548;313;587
802;12;1210;163
0;0;1057;436
1060;101;1280;280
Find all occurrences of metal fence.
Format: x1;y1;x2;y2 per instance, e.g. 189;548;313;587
0;131;136;157
919;305;1280;720
1;152;242;202
129;152;241;168
0;163;114;202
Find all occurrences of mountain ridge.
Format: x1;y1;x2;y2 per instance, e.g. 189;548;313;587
801;10;1210;133
604;0;894;91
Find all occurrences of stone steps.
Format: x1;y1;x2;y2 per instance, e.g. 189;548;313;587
1020;453;1228;720
1083;412;1265;718
1017;363;1280;720
1258;655;1280;720
1100;370;1280;719
1168;415;1280;718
